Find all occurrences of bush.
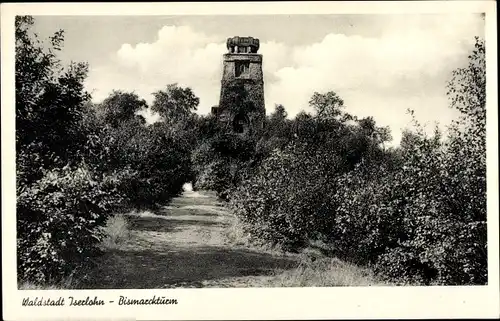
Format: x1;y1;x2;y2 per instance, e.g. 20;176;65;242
88;106;194;208
329;161;403;267
117;122;193;207
373;39;486;285
331;122;486;285
17;165;125;283
230;142;343;251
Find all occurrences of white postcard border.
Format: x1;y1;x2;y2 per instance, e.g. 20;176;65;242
2;2;498;320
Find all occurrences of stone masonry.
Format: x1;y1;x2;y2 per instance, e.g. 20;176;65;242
212;36;265;134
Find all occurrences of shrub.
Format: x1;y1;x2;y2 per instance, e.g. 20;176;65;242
120;122;193;207
17;165;125;283
230;142;343;251
379;134;485;285
228;93;390;252
371;38;486;285
91;111;194;208
331;121;486;285
329;161;404;266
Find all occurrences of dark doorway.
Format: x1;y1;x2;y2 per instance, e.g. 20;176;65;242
233;113;249;134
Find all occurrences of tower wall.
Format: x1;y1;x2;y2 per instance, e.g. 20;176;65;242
221;53;263;81
216;37;265;134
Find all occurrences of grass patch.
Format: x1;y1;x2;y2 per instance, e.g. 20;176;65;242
224;217;253;247
224;218;386;287
99;214;131;250
268;255;387;287
223;217;285;254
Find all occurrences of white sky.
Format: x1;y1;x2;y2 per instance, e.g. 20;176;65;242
32;14;485;144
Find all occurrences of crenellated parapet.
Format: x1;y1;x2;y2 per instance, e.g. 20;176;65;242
226;36;260;53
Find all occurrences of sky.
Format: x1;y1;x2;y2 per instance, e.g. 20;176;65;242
32;14;485;144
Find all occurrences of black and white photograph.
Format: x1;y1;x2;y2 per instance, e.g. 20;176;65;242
2;2;499;320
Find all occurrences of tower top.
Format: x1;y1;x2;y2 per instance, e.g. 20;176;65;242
226;36;260;53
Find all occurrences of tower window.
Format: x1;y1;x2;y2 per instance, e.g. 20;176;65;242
235;61;250;77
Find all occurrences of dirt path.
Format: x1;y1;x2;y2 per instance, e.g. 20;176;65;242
79;190;298;289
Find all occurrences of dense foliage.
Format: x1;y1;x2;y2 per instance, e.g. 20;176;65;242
229;38;487;285
229;101;393;249
15;16;117;283
16;15;487;286
17;166;125;282
16;16;197;283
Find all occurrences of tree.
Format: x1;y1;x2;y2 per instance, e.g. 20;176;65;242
372;37;487;285
264;104;291;141
97;90;147;128
270;104;287;121
444;37;486;203
291;111;316;140
447;37;486;139
308;91;345;120
445;37;486;179
15;16;127;284
151;84;199;123
16;15;90;184
400;129;422;151
358;117;377;137
442;37;486;283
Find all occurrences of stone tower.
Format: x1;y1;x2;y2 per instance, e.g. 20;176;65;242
212;36;265;134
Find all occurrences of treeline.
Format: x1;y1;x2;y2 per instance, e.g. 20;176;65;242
16;17;200;283
16;15;486;286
